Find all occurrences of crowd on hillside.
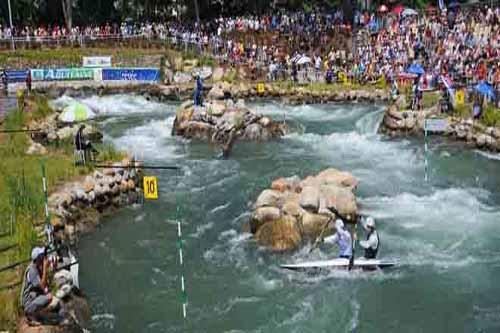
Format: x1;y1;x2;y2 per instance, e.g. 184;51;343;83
1;5;499;101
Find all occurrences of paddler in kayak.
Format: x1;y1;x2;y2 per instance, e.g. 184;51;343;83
358;217;379;259
323;219;352;259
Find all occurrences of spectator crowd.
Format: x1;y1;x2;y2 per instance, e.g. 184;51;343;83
1;4;498;104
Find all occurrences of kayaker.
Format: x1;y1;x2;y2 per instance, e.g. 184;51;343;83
324;219;352;259
359;217;379;259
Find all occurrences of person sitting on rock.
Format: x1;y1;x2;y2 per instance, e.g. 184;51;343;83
21;247;66;325
358;217;379;259
323;219;352;259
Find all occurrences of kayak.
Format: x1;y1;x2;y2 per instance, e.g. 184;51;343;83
280;258;397;271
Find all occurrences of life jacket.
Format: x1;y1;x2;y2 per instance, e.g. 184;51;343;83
364;230;379;259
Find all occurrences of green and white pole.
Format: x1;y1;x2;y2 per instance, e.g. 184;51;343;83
41;162;53;246
177;218;187;318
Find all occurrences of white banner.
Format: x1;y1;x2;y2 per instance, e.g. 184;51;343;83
425;118;449;133
93;68;103;82
83;56;112;68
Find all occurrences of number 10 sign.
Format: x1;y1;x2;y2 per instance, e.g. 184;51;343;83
143;176;159;200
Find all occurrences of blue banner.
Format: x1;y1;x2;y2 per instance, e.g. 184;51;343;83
102;68;160;82
5;70;28;83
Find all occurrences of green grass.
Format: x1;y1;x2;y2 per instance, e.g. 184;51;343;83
0;47;166;68
0;94;124;330
421;92;441;109
480;105;500;127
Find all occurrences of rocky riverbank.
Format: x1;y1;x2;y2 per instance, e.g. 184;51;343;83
32;80;390;106
48;157;143;246
249;168;358;251
380;96;500;152
172;99;288;156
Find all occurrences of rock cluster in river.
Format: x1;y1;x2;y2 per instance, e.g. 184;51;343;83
380;96;500;152
29;111;103;150
249;168;359;251
172;99;288;144
48;157;143;245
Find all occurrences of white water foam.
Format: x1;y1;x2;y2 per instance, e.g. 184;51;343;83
360;187;500;269
91;313;116;330
476;150;500;161
251;103;378;123
82;94;174;116
189;222;215;239
111;116;181;160
214;296;263;315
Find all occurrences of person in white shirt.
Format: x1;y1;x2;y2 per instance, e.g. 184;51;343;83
359;217;379;259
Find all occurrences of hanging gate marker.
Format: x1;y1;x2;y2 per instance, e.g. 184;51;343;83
177;219;187;318
41;162;53;245
173;168;187;319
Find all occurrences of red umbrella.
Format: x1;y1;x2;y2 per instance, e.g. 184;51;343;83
378;4;389;13
391;4;404;15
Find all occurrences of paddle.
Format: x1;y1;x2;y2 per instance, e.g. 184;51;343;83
309;206;350;254
349;223;357;271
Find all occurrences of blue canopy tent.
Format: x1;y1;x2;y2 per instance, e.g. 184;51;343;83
475;82;496;100
407;63;425;75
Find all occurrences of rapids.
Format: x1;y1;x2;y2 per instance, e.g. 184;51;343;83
76;95;500;332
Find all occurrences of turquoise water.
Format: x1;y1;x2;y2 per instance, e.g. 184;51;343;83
77;95;500;332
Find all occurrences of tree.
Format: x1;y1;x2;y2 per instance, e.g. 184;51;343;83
61;0;72;29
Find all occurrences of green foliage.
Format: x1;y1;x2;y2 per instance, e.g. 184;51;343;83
223;68;238;83
480;105;500;127
198;55;216;68
453;103;471;118
421;92;441;109
96;143;126;163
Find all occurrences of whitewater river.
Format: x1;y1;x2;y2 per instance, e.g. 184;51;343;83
76;95;500;332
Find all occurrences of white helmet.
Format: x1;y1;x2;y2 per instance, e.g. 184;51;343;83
335;219;344;230
366;217;376;229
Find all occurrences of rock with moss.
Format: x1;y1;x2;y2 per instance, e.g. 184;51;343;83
249;168;359;251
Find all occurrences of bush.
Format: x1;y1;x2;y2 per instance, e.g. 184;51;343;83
481;105;500;127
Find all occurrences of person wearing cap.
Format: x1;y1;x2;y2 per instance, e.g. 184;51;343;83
323;219;353;259
20;247;54;323
359;217;379;259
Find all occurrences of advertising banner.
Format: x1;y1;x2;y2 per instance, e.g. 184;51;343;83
31;68;95;81
83;56;112;68
425;118;449;133
102;68;160;82
5;70;29;83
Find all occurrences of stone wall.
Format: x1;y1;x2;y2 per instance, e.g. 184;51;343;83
48;157;143;245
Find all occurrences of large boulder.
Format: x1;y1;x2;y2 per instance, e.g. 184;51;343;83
254;215;302;251
249;169;358;251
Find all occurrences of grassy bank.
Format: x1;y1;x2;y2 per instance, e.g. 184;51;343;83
0;93;122;330
0;47;167;69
